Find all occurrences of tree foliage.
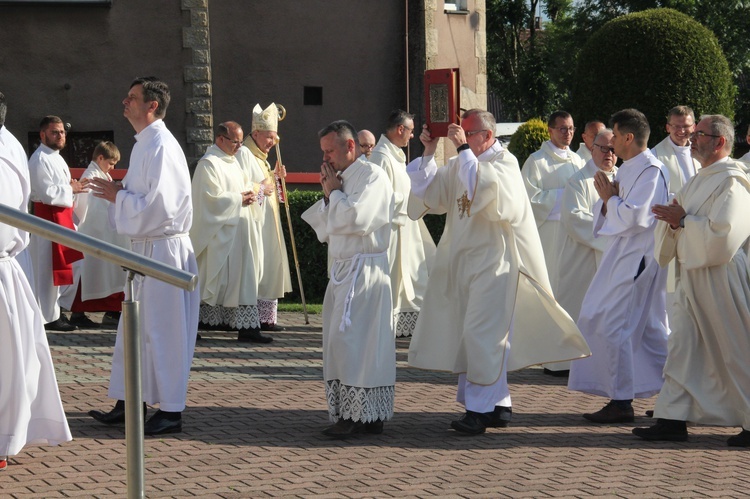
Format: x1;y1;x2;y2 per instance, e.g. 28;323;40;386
508;118;550;167
571;8;735;146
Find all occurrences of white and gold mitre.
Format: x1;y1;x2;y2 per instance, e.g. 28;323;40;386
251;103;279;132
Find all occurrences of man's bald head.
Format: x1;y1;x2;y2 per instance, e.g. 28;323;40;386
358;129;376;158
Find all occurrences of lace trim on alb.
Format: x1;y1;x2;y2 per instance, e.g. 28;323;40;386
325;379;394;423
199;304;260;329
395;311;419;337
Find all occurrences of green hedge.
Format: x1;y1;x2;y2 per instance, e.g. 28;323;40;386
571;8;735;147
508;118;550;168
281;190;446;303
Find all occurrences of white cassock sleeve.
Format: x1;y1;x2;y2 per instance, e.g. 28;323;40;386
30;155;74;207
406;155;438;199
594;167;666;238
561;180;607;253
190;160;243;256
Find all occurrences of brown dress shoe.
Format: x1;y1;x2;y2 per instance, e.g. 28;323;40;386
583;401;634;424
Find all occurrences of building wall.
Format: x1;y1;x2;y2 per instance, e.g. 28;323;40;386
0;1;189;167
209;0;407;172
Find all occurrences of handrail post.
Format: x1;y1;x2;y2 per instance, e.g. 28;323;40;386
123;271;145;499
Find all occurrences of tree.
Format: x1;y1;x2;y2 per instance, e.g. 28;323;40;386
571;8;735;147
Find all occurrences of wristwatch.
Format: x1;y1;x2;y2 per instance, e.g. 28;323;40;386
679;215;686;228
457;143;470;152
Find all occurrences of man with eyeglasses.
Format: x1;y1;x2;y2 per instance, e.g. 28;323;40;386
651;106;699;197
522;110;586;376
575;120;606;163
191;121;267;343
556;128;618;328
358;129;376;159
568;108;670;425
406;109;590;435
369;109;435;338
633;114;750;447
28;115;89;332
237;103;292;339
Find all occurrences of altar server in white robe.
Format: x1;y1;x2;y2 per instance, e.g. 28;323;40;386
0;92;35;291
191;122;267;343
87;77;199;436
369;109;435;337
0;151;72;471
59;142;128;328
302;120;396;439
568;108;670;424
634;115;750;447
28;116;89;331
407;109;590;435
557;129;617;323
237;103;292;335
575;120;605;164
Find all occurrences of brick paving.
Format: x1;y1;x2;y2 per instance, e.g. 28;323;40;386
2;311;749;498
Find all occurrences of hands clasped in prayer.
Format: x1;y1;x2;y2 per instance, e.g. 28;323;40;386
593;170;619;215
651;199;686;229
320;162;342;200
88;177;123;203
70;177;90;194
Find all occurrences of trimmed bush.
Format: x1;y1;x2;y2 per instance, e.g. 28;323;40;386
571;8;735;147
508;118;550;168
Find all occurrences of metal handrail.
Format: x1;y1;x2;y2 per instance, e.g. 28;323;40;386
0;203;196;291
0;202;197;499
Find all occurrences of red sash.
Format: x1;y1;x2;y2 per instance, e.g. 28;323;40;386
33;202;84;286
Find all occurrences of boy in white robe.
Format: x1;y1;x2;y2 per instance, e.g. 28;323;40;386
407;109;590;435
302;120;396;438
88;77;200;436
635;115;750;446
60;142;128;328
0;151;72;471
568;108;670;423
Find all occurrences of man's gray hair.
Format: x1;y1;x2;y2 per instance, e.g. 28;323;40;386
594;128;613;141
385;109;414;132
318;120;357;143
462;109;496;132
700;114;734;153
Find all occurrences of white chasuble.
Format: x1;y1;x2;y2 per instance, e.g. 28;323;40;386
0;153;72;457
237;142;292;299
107;120;199;412
406;141;590;386
302;159;396;422
653;158;750;428
522;141;585;293
369;135;435;337
568;150;670;400
191;144;262;308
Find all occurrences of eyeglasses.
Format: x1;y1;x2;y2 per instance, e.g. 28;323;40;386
465;130;488;137
593;143;615;154
360;143;375;149
690;131;721;140
552;127;576;134
400;125;414;132
668;123;693;131
220;135;243;146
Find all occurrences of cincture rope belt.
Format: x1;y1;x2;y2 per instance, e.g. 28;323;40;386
330;251;387;332
129;233;189;301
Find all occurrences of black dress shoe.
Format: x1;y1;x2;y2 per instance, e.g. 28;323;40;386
261;322;286;332
102;311;121;327
632;418;688;441
727;429;750;447
364;420;384;434
89;400;147;425
238;328;273;343
488;406;512;428
144;410;182;436
543;368;570;377
70;312;100;329
45;315;77;332
451;410;493;435
322;418;364;438
583;401;634;424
